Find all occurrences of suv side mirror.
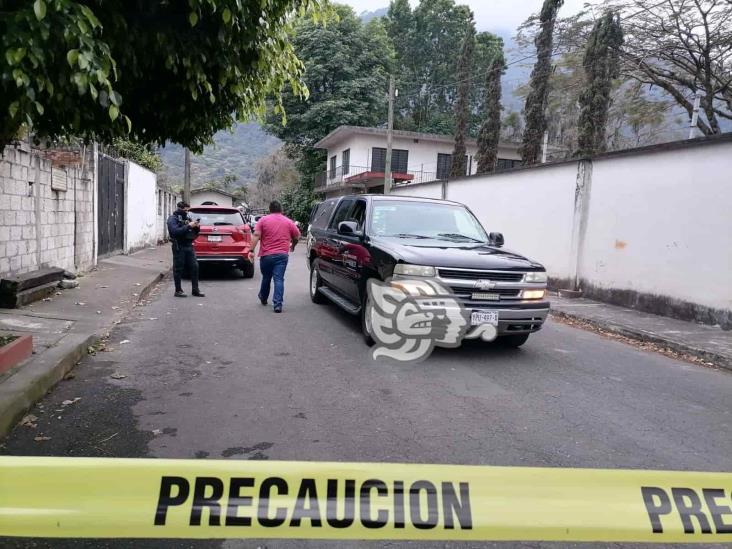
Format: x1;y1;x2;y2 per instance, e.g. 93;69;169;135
488;232;504;247
338;221;360;236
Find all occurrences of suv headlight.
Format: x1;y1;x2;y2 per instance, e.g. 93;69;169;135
393;264;436;277
524;271;547;283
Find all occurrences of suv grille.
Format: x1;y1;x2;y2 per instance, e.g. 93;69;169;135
438;269;524;282
450;287;521;298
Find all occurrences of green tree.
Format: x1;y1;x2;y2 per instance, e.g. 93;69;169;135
264;5;394;189
450;21;475;178
112;138;162;172
520;0;564;164
385;0;501;137
1;0;329;150
576;12;623;156
476;49;506;173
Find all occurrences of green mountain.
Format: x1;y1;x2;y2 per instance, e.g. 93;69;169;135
158;123;281;187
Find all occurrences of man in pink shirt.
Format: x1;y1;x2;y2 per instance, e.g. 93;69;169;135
247;200;301;313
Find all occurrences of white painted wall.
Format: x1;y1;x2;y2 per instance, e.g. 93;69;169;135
393;138;732;319
191;190;235;207
393;163;578;277
125;162;158;253
580;142;732;311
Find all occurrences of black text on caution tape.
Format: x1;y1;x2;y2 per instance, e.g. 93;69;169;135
155;476;473;530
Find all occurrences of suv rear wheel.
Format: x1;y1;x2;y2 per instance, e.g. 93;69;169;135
309;263;326;304
497;333;530;348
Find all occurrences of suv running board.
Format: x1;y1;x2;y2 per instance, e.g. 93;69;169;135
318;287;361;315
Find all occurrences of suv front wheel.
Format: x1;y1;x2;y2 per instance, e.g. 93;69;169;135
360;285;376;347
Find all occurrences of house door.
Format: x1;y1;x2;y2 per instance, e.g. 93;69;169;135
97;154;125;257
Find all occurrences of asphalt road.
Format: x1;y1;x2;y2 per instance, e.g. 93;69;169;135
2;250;731;549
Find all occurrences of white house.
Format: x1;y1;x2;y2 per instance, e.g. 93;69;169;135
190;188;237;207
313;125;524;197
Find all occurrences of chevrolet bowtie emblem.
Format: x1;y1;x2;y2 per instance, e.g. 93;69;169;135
474;279;496;290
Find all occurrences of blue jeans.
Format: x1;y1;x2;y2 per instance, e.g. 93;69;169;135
259;253;289;309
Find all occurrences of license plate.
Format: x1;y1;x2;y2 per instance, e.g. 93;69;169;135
207;235;222;242
471;310;499;326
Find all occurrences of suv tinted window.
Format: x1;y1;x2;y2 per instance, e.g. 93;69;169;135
329;199;355;230
311;200;337;229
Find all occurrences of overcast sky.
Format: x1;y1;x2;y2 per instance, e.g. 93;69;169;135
340;0;589;34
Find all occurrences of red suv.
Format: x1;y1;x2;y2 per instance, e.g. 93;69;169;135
189;206;254;278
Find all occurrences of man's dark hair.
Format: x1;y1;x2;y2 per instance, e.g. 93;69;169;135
269;200;282;213
177;201;190;209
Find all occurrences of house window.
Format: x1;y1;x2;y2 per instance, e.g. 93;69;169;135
496;158;520;170
437;153;469;179
371;148;408;173
342;149;350;175
437;153;452;180
329;155;337;179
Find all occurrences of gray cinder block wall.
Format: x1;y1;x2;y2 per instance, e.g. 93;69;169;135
0;145;95;279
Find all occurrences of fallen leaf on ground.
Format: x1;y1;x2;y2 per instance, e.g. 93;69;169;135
134;283;142;286
34;436;51;442
61;397;81;406
112;306;120;310
42;298;52;302
96;311;102;314
63;372;75;380
98;285;109;288
120;340;131;344
110;372;127;379
152;429;162;436
20;414;38;428
75;302;86;306
148;317;158;321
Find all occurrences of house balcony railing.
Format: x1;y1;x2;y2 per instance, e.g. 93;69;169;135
314;165;439;192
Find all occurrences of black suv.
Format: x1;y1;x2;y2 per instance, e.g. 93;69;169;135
307;195;549;347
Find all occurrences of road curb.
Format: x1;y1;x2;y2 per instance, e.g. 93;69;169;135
0;268;169;440
0;333;97;438
549;310;732;371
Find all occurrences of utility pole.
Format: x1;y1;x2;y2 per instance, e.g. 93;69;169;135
688;90;702;139
384;75;395;194
183;148;191;203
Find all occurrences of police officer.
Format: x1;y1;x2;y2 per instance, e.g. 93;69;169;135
167;201;205;298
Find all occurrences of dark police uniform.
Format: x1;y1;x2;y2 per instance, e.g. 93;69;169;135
167;209;201;295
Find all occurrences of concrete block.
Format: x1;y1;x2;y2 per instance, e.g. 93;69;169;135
6;241;18;258
0;161;10;178
9;226;21;240
0;243;5;258
9;196;21;210
21;196;33;210
0;194;10;210
0;258;9;276
21;254;35;269
22;226;34;240
9;256;21;272
0;226;8;242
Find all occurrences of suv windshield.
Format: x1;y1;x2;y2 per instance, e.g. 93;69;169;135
370;200;488;242
190;210;243;226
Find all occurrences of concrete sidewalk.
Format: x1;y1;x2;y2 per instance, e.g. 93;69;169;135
550;293;732;371
0;245;172;437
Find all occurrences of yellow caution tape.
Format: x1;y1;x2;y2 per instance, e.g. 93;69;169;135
0;457;730;542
